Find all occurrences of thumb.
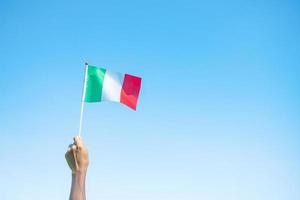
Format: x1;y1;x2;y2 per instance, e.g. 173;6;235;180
73;136;84;147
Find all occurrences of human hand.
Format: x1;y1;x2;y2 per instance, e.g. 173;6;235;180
65;136;89;174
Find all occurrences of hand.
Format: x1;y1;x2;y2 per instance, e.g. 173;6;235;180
65;136;89;174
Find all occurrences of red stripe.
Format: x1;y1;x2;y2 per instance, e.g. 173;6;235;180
120;74;142;110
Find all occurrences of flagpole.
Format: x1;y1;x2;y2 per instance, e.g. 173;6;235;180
78;62;89;137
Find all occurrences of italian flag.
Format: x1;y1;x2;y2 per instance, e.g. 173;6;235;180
83;65;142;110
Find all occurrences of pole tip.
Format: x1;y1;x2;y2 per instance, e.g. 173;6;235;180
85;62;88;66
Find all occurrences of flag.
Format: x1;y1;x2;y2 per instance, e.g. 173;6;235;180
84;65;142;110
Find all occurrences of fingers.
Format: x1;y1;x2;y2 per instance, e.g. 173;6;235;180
73;149;79;170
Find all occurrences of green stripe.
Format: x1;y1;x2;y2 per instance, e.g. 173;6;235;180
84;65;106;102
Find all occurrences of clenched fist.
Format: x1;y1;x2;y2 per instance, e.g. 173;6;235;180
65;136;89;174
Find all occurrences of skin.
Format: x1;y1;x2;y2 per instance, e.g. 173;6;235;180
65;136;89;200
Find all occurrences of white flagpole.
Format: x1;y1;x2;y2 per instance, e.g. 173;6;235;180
78;62;89;137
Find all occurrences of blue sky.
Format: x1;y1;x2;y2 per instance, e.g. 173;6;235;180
0;0;299;199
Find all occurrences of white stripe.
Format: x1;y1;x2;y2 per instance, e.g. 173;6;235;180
101;70;124;102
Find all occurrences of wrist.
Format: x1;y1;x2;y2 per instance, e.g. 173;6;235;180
72;169;87;176
71;170;87;187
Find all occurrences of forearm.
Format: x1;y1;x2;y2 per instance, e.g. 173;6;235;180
69;171;87;200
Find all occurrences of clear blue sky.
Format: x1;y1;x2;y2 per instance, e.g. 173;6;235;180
0;0;299;199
